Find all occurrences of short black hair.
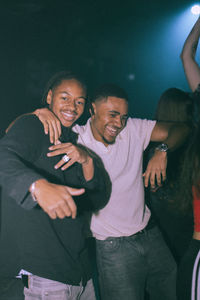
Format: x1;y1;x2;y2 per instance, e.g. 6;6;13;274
91;83;129;103
42;70;87;105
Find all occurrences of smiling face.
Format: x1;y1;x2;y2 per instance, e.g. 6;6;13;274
90;96;128;146
46;79;86;127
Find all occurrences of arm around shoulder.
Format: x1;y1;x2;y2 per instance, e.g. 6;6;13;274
150;121;190;151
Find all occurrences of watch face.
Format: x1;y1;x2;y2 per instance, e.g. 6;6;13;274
156;143;169;152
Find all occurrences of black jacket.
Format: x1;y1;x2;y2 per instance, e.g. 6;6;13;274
0;115;109;285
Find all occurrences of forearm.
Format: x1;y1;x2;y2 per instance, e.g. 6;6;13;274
151;121;190;151
87;164;111;210
162;123;190;151
181;17;200;59
0;147;44;209
78;158;111;211
145;122;189;189
6;112;32;133
81;156;94;181
0;116;46;209
181;17;200;91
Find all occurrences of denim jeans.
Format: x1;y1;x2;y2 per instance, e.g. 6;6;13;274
96;226;177;300
23;275;96;300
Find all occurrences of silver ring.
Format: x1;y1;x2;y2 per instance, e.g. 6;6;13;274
62;154;70;163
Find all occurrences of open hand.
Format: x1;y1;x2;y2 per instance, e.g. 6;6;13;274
143;150;167;189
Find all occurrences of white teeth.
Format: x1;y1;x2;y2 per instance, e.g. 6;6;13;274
106;126;117;136
107;126;117;133
62;112;75;118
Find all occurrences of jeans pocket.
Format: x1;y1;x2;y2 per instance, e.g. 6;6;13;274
147;226;163;241
24;287;41;299
24;287;68;300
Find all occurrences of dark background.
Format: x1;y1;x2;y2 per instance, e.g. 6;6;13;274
0;0;199;137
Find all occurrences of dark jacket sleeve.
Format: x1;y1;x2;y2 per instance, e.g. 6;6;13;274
0;115;46;209
74;150;111;211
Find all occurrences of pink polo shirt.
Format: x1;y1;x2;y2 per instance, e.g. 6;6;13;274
74;117;156;240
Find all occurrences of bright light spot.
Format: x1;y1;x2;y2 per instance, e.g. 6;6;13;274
128;73;135;81
191;4;200;15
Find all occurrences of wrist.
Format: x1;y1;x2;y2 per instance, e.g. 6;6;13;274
82;156;92;165
154;149;167;158
155;143;169;153
29;179;47;202
30;181;37;202
33;109;40;117
81;156;94;181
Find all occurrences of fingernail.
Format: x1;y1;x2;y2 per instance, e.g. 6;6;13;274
54;166;58;169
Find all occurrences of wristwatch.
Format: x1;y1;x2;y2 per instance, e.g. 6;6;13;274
155;143;169;152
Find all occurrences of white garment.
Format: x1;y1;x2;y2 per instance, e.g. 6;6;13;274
73;117;156;240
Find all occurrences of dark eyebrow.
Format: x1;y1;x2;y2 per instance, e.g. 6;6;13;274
109;110;128;117
58;91;86;101
59;91;70;94
77;97;87;101
109;110;120;114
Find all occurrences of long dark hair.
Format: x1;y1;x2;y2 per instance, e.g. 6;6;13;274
177;124;200;213
155;88;194;124
153;88;194;187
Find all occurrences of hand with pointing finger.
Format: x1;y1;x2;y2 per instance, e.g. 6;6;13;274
30;179;85;219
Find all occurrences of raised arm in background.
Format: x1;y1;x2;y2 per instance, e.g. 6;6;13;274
181;17;200;91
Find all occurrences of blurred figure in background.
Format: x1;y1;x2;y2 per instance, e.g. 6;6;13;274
144;87;195;263
176;122;200;300
174;15;200;300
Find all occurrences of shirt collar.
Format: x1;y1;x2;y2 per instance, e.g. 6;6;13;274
79;118;123;150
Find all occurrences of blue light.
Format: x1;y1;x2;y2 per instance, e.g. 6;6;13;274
191;4;200;15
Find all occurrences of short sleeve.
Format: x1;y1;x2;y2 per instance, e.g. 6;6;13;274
126;118;156;150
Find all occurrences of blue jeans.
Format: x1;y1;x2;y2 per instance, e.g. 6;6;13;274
24;275;96;300
96;226;177;300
